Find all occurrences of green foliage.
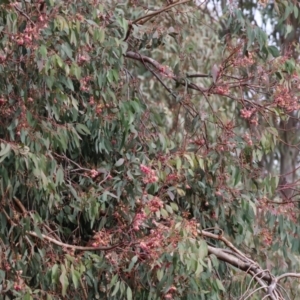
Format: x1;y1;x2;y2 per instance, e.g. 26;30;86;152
0;0;300;299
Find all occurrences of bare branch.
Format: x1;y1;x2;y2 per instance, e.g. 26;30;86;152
13;4;35;25
27;231;124;251
201;229;258;265
187;73;212;78
207;246;271;282
146;65;177;99
204;231;300;300
53;152;91;172
13;196;27;214
132;0;192;25
241;269;272;300
243;286;267;300
276;272;300;282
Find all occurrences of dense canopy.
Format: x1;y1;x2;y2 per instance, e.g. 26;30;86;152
1;0;300;299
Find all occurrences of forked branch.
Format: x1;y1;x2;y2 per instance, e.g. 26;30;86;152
201;229;299;300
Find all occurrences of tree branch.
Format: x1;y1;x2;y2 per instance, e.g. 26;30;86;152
124;51;206;93
27;231;124;251
203;230;300;300
132;0;192;25
187;73;212;78
149;68;177;98
207;245;272;282
13;3;35;25
276;272;300;281
201;229;258;266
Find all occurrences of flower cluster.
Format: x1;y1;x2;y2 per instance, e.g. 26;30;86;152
13;270;24;292
158;65;174;78
0;97;6;106
240;107;258;125
240;107;256;119
166;173;180;183
190;138;205;147
138;229;163;254
96;104;103;115
90;169;99;178
244;133;253;146
260;228;272;247
147;197;163;213
11;7;48;50
89;96;95;105
133;212;147;231
164;286;177;299
90;229;111;247
140;164;158;184
80;76;92;92
273;85;299;112
185;219;199;237
214;85;229;95
77;54;89;64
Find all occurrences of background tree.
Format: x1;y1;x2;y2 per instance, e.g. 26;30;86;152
1;0;300;299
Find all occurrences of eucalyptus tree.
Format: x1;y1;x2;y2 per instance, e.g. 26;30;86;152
0;1;300;299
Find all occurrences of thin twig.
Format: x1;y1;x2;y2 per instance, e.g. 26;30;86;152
53;152;91;172
241;269;274;300
132;0;192;25
242;286;267;300
276;283;291;300
148;67;177;99
13;4;35;25
187;73;211;78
